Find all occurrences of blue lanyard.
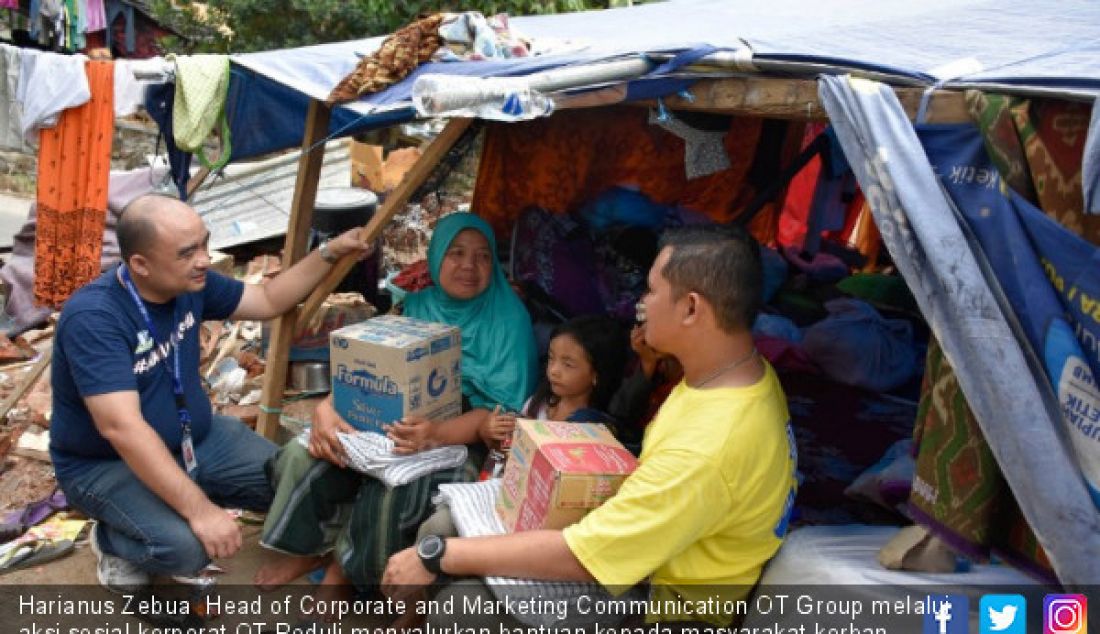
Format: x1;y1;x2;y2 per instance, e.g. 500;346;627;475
119;265;193;432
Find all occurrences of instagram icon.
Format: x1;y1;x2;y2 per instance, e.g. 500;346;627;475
1045;595;1087;634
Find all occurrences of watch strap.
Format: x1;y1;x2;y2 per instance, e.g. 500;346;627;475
318;239;339;264
418;535;446;575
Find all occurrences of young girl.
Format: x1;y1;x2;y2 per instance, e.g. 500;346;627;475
420;315;628;539
481;314;628;453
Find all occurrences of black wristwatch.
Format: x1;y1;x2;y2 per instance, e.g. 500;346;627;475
416;534;447;575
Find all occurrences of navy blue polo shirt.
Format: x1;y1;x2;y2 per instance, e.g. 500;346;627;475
49;266;244;477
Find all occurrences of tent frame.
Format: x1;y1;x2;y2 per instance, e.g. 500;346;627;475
255;75;970;436
254;75;1100;587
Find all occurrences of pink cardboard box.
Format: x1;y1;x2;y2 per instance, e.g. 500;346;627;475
497;419;637;532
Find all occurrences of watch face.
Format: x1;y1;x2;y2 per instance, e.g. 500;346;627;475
418;535;444;560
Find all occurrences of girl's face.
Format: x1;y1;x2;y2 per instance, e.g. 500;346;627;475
546;333;597;402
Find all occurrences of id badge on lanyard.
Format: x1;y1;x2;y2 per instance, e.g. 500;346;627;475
120;266;199;475
177;391;198;475
181;427;197;473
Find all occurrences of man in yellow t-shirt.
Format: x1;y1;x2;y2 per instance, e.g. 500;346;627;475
381;224;797;627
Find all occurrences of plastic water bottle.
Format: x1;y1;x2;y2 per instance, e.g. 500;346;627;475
413;74;554;122
479;438;512;481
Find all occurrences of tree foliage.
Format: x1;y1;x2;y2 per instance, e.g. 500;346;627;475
152;0;621;54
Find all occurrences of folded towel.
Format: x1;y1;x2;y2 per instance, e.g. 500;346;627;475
298;431;467;488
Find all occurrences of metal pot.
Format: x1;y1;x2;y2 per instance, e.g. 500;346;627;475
289;361;331;393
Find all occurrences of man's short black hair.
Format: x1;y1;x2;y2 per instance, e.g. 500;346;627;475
117;194;170;265
658;224;763;333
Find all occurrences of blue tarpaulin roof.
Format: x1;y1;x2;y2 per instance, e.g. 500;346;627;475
224;0;1100;160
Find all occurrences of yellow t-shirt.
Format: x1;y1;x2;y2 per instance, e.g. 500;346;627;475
563;361;797;625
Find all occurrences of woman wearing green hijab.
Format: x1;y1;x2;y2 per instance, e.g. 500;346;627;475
255;213;538;592
404;212;538;413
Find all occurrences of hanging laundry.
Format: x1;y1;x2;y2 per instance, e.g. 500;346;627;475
114;57;167;117
648;108;731;179
1;166;168;334
0;44;31;152
170;54;231;170
800;130;854;256
327;13;444;105
28;0;41;42
65;0;85;52
34;60;114;308
34;0;65;48
17;49;90;145
84;0;105;32
145;81;192;200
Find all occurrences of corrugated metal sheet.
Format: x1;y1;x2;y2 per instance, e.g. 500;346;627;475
191;140;352;250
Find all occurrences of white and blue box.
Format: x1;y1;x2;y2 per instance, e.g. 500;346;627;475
330;315;462;434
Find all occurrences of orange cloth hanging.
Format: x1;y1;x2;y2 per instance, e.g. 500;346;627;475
472;106;768;232
34;60;114;308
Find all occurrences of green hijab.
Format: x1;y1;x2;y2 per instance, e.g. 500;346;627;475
404;213;538;412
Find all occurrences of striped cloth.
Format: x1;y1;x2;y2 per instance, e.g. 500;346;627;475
296;431;467;488
437;480;637;628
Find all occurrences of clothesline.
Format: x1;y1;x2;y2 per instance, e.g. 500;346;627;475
24;0;107;53
0;41;230;309
0;41;172;153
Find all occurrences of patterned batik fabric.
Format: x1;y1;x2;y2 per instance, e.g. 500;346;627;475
471;106;779;233
327;13;444;105
34;60;113;308
967;91;1099;245
908;337;1055;581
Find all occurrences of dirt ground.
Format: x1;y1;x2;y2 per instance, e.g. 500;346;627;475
0;522;272;587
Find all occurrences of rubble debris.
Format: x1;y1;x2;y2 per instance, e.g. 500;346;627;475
0;334;35;363
382;191;467;272
199;321;225;367
0;458;56;516
0;347;51;425
12;424;49;462
235;350;265;378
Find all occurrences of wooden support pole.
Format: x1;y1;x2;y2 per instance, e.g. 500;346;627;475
297;117;473;327
185;166;212;198
255;99;332;439
647;77;971;124
0;347;51;424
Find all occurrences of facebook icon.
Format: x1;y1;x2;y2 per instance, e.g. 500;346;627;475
925;595;970;634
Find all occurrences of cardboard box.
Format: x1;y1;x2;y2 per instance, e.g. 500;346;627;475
350;140;384;191
497;419;637;532
330;315;462;434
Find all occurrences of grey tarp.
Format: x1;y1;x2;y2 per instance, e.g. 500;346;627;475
818;75;1100;586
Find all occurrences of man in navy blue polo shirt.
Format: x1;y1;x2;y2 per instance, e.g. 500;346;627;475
50;193;373;592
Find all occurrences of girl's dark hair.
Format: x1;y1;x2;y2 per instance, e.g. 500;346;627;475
526;315;628;417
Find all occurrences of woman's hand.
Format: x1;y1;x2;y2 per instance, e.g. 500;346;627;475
308;398;356;467
387;415;436;455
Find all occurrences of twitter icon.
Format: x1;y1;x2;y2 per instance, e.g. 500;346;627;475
982;595;1027;634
